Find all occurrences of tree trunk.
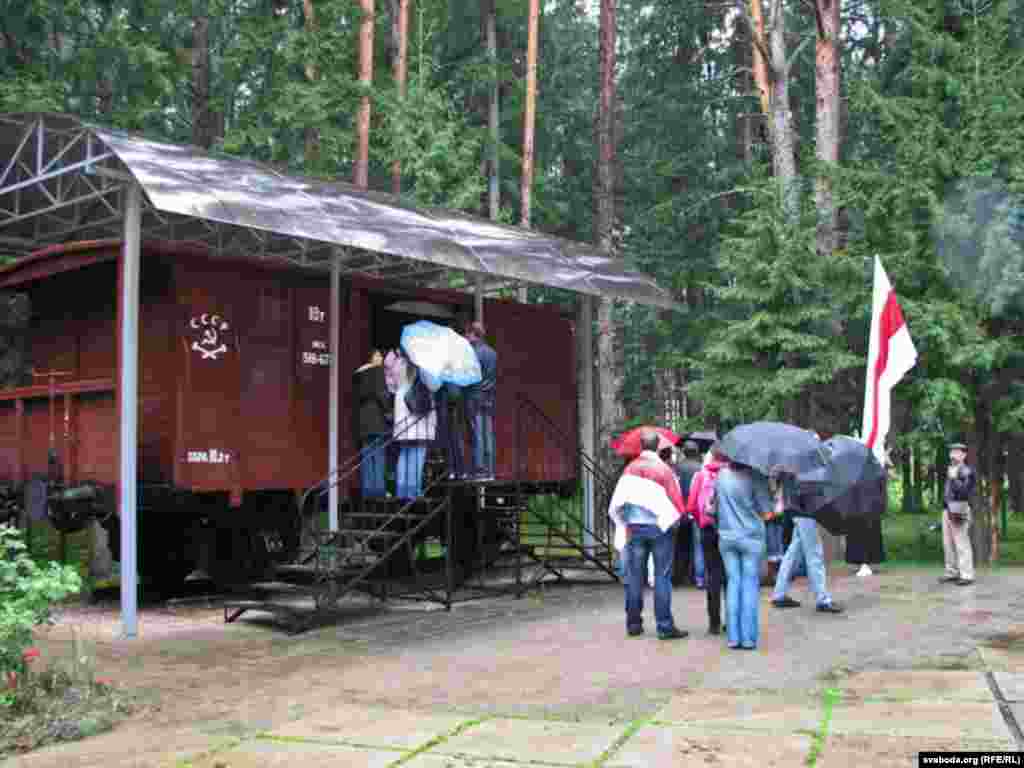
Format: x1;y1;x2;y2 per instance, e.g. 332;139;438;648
767;0;799;220
732;13;755;165
520;0;539;228
901;448;914;513
191;14;213;149
749;0;771;118
391;0;408;194
813;0;841;256
972;400;993;565
486;0;500;220
355;0;375;189
594;0;619;468
1009;434;1024;516
991;432;1005;561
302;0;321;168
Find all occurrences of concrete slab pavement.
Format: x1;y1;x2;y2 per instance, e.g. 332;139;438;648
10;566;1024;767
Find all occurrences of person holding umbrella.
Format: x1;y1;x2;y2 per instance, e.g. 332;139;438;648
714;458;775;650
386;348;437;501
770;470;843;614
715;422;842;622
607;429;688;640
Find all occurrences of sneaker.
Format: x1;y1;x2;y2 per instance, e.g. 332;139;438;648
657;627;689;641
816;603;844;614
955;579;975;586
772;597;801;609
938;576;960;583
856;564;873;578
627;626;643;637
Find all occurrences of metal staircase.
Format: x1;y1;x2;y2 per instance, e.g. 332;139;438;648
221;396;621;633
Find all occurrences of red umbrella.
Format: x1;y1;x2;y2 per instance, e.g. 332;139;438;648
611;426;681;458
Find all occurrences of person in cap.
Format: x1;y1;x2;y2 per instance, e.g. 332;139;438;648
940;442;976;586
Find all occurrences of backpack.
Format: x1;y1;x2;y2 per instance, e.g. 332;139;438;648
404;368;434;417
697;472;718;525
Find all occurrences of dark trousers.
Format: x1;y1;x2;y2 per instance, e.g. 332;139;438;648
435;385;465;477
701;525;727;630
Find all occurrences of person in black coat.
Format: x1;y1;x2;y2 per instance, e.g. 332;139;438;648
845;476;887;576
353;350;392;498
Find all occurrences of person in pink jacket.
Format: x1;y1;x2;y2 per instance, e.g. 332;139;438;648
687;449;728;635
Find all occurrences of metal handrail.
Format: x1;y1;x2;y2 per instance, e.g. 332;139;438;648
513;391;615;490
298;409;433;517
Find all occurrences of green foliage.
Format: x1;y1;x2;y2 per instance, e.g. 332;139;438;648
0;525;81;678
688;173;862;426
376;13;485;210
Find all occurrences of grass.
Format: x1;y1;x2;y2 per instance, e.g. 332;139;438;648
0;662;138;759
805;688;840;767
881;508;1024;564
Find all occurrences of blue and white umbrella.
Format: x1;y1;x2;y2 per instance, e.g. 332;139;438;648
399;320;482;392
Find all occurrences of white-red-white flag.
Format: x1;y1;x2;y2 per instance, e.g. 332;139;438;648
862;256;918;464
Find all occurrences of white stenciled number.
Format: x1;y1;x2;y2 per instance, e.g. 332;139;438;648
308;306;325;323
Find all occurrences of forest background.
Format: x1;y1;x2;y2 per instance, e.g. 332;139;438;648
3;0;1024;560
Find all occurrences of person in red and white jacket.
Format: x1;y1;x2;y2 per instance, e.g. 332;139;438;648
607;430;688;640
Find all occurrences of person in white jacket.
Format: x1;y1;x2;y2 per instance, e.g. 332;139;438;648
385;350;437;500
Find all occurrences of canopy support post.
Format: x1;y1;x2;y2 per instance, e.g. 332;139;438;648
578;295;596;551
474;275;484;324
328;258;340;532
118;183;141;639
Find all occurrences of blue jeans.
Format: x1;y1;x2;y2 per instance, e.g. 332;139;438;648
692;519;705;586
466;396;495;477
360;434;388;498
773;517;833;606
396;443;427;500
720;535;764;648
624;523;677;634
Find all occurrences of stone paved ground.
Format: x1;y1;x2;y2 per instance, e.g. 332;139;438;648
7;565;1024;767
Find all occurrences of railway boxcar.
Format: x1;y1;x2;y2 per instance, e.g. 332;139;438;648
0;239;578;590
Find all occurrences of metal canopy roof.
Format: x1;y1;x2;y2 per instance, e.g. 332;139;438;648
0;113;680;309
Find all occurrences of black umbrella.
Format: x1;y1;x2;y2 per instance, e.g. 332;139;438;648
683;430;719;450
718;422;830;477
799;436;887;535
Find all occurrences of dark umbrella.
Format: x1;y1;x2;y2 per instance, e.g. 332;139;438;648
718;422;830;477
799;436;887;535
684;431;718;450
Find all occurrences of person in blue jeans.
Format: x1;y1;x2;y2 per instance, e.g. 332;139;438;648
771;472;843;613
353;350;391;498
608;430;688;641
672;440;705;588
714;461;774;650
464;321;497;480
624;518;680;637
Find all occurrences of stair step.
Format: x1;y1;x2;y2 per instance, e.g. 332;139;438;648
343;513;433;521
333;529;406;538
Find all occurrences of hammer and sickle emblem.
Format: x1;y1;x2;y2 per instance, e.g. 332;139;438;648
192;342;227;360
